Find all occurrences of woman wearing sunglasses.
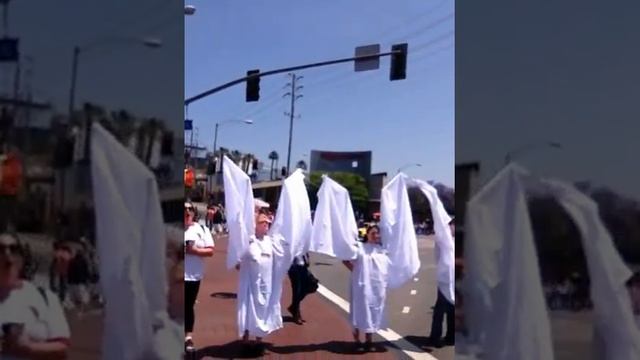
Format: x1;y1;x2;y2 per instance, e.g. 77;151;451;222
0;233;70;359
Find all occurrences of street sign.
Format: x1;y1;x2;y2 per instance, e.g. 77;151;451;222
184;119;193;130
0;38;19;62
354;44;380;72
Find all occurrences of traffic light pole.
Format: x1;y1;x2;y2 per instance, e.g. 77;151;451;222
184;50;400;106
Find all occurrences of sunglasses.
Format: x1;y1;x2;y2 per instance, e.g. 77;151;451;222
0;243;21;255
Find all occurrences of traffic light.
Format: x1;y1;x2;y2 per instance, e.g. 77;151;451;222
246;69;260;102
389;43;408;81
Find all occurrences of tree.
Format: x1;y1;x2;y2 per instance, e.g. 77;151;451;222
307;172;369;212
268;151;279;180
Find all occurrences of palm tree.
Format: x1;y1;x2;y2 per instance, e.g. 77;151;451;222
268;151;279;180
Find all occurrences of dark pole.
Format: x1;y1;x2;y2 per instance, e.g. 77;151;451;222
213;122;219;159
286;75;296;176
68;46;79;119
185;50;399;106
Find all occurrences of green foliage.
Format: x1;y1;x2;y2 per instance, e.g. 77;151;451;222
307;172;369;211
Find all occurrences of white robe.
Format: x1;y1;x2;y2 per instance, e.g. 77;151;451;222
380;173;420;289
237;234;286;338
409;178;455;303
464;164;554;360
309;175;359;260
350;242;391;333
91;122;167;360
544;179;640;359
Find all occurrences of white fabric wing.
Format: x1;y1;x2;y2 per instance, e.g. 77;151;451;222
309;175;359;260
410;179;455;303
546;179;640;359
269;169;312;259
380;173;420;289
464;164;553;360
91;122;165;359
223;156;255;270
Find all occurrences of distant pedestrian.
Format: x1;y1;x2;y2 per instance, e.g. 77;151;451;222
67;243;91;315
184;202;214;353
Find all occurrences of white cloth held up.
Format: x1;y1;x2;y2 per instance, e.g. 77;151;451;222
90;122;167;360
463;164;554;360
380;173;420;289
309;175;359;260
223;155;255;270
409;178;455;303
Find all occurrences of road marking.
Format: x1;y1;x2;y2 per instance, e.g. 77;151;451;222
317;284;436;360
413;277;419;282
410;290;417;295
402;306;411;314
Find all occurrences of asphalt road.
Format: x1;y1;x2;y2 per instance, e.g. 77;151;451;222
309;235;454;360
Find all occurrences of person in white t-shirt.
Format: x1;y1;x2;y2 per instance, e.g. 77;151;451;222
183;202;214;353
0;233;70;359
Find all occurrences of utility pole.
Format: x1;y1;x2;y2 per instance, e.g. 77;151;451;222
283;73;303;176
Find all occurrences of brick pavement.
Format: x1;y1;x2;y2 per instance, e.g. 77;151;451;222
192;234;399;360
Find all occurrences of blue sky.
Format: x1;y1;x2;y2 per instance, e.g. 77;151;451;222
185;0;454;187
4;0;183;130
457;1;640;200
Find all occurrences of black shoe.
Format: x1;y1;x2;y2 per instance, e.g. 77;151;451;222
443;336;455;346
427;337;443;348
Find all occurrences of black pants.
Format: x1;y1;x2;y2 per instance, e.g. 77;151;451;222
429;289;455;340
185;280;201;333
288;264;307;316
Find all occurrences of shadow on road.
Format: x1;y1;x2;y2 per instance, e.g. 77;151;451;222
268;340;389;355
402;335;440;352
196;340;274;359
210;292;237;299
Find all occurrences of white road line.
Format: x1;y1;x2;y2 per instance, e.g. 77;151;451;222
402;306;411;314
410;290;417;295
317;284;437;360
413;277;419;282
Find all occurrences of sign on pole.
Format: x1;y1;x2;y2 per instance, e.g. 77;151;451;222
354;44;381;72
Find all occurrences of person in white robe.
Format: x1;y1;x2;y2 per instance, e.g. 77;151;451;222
342;225;390;352
235;213;286;354
310;173;417;352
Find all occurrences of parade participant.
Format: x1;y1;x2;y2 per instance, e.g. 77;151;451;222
310;173;419;352
287;253;310;324
184;202;214;353
0;233;70;359
235;213;286;354
342;225;390;352
224;157;311;355
427;216;455;347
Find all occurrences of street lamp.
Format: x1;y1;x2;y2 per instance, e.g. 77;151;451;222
504;141;562;165
397;163;422;174
212;119;253;156
67;36;163;117
184;5;196;15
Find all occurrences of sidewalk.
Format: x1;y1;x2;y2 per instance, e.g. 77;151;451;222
192;234;399;359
